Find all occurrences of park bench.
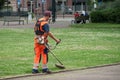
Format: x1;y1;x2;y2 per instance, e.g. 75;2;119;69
71;15;89;24
3;16;24;26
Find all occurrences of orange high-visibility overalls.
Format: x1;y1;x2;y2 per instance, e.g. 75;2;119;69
33;18;49;70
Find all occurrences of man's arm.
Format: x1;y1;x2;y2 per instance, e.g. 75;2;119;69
43;24;60;43
47;32;60;43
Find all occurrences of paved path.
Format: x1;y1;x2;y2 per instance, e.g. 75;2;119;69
0;17;74;28
1;64;120;80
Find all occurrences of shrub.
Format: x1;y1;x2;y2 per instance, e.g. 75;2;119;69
90;11;106;23
112;0;120;9
90;0;120;23
108;9;120;23
90;8;120;23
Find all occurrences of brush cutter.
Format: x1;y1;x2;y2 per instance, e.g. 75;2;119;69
47;39;61;50
45;40;65;69
48;49;65;69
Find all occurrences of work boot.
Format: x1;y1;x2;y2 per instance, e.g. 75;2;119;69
32;69;39;74
42;68;52;74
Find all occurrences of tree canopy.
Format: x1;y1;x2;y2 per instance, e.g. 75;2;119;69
0;0;5;9
103;0;115;2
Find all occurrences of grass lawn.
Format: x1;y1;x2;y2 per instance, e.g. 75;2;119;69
0;23;120;78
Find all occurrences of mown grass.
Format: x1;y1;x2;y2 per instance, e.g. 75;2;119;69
0;23;120;78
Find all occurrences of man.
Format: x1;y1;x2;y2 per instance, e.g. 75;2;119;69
74;11;80;18
74;11;81;23
32;11;60;74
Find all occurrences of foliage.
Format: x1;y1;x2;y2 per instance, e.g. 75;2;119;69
90;11;104;23
112;0;120;9
97;0;120;10
103;0;115;2
108;9;120;23
0;0;5;9
86;0;93;11
90;8;120;23
90;0;120;23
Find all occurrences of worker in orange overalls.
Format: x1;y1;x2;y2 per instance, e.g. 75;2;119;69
32;11;60;74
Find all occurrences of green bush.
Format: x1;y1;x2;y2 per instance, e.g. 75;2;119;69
90;8;120;23
90;0;120;24
112;0;120;9
90;11;106;23
108;9;120;23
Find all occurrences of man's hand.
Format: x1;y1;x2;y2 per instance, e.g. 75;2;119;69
56;39;61;45
48;32;61;44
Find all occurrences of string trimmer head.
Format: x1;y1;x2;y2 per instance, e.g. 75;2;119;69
55;64;65;69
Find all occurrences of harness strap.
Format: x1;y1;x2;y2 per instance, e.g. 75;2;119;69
34;18;47;35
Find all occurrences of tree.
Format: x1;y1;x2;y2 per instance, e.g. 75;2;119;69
0;0;5;9
86;0;93;11
112;0;120;9
103;0;115;2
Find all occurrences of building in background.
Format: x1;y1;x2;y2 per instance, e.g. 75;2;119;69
9;0;17;11
9;0;88;15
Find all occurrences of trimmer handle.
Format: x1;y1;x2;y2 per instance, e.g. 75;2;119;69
56;39;61;45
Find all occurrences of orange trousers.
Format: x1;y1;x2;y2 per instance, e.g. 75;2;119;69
33;42;48;69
